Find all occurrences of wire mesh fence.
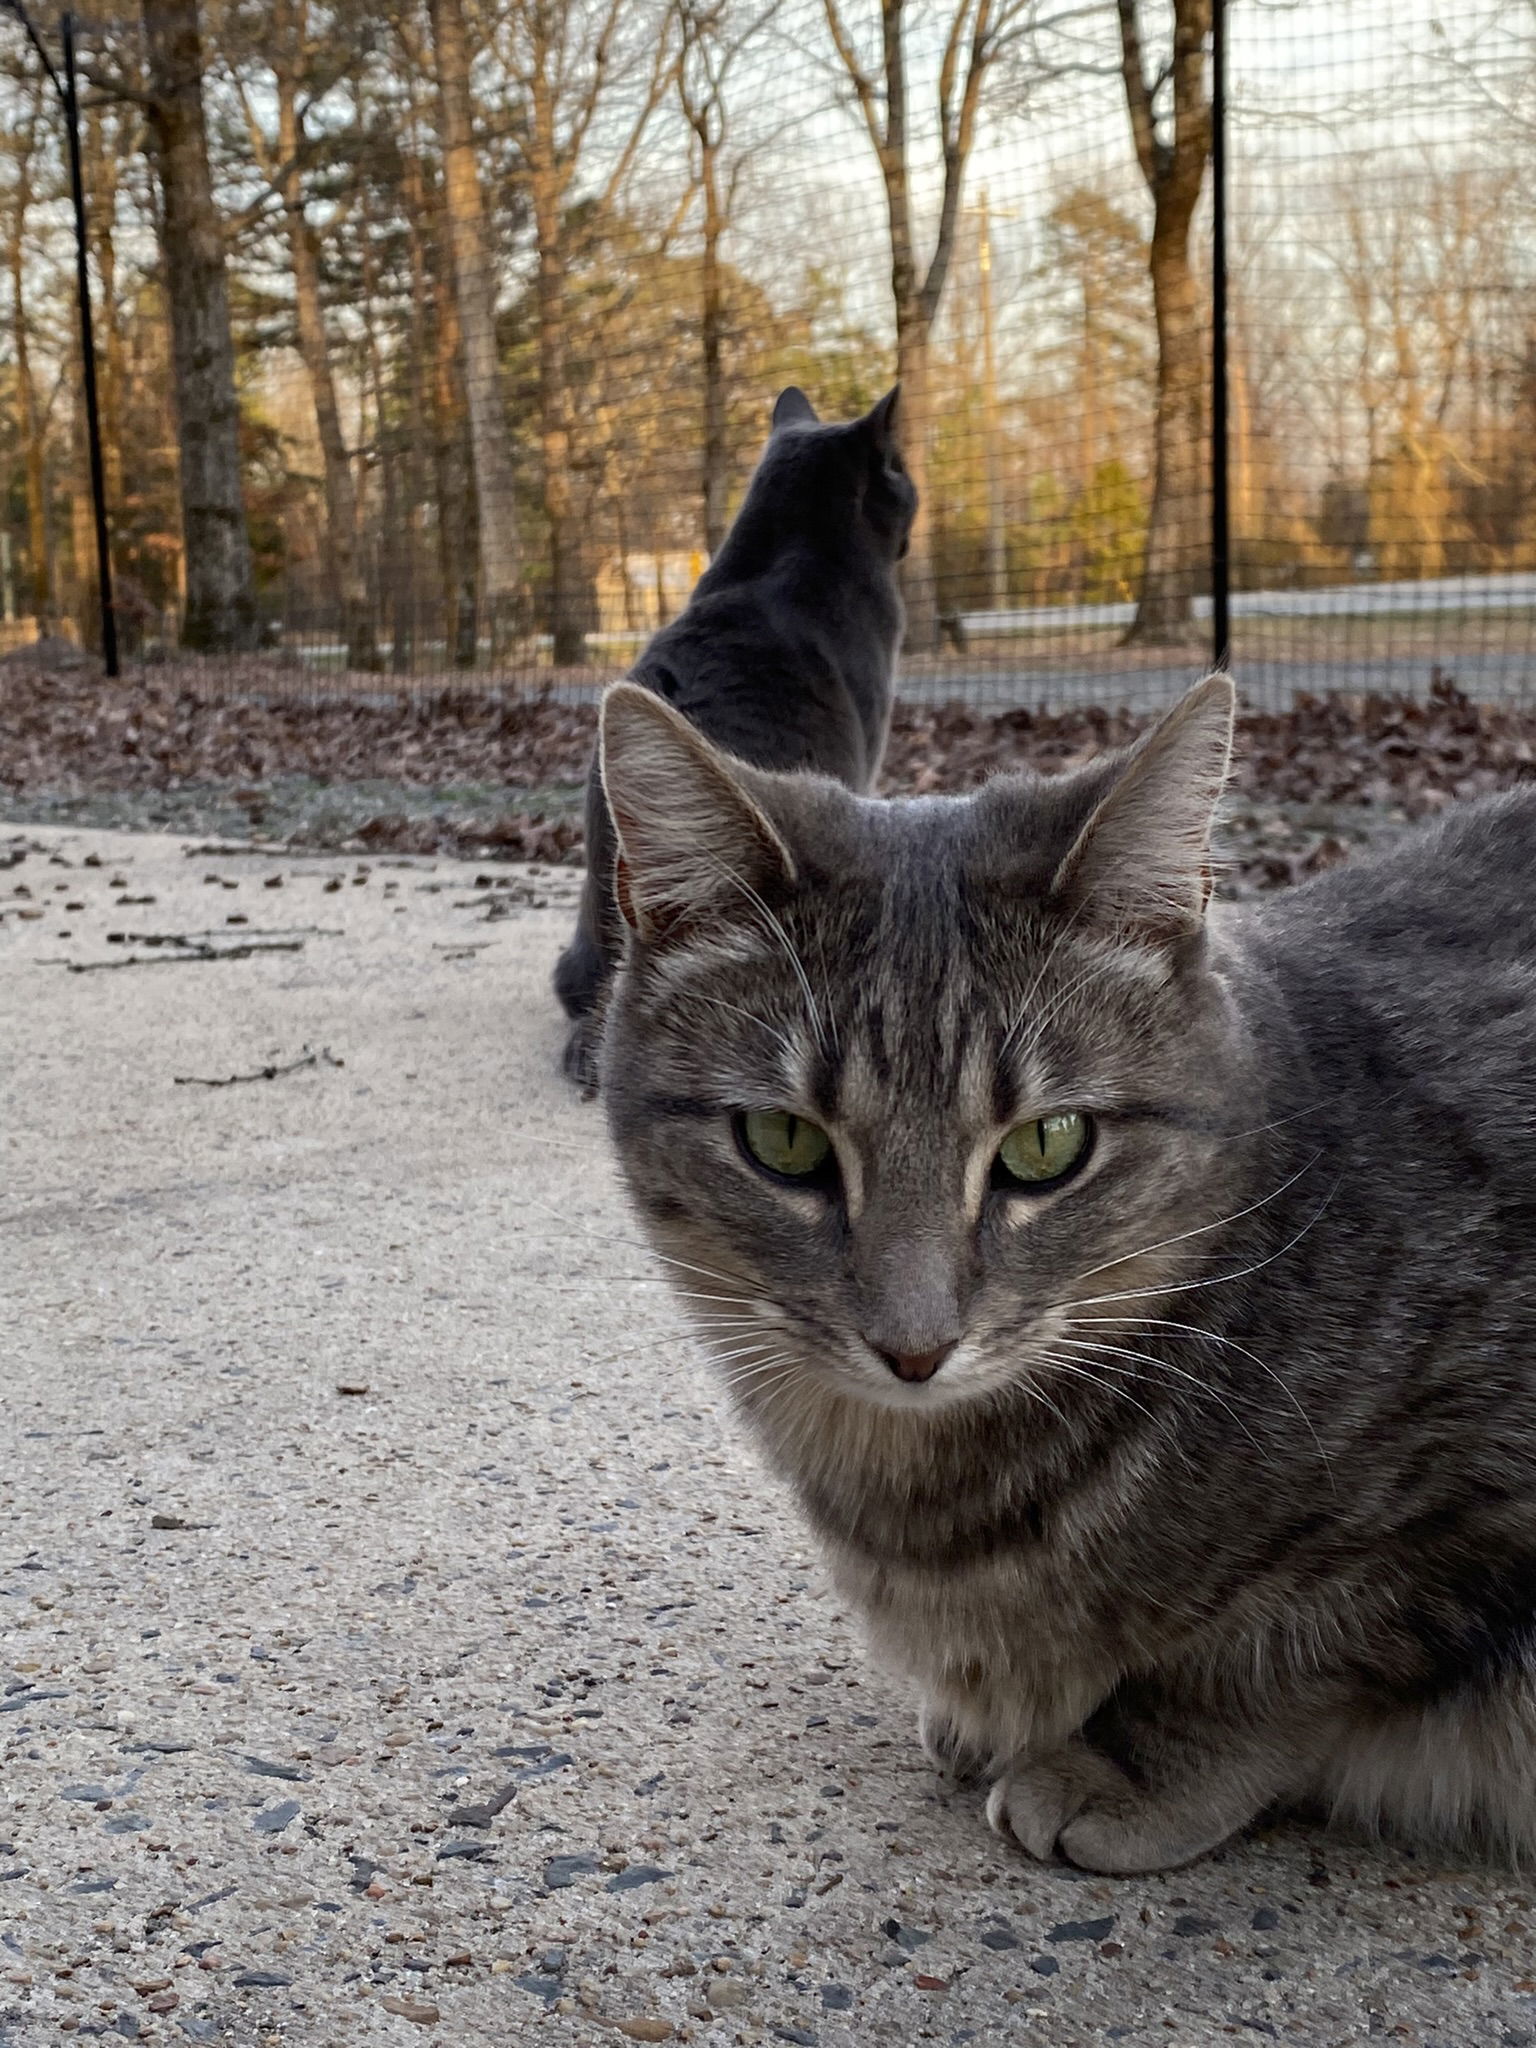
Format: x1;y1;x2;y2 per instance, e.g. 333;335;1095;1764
2;0;1534;711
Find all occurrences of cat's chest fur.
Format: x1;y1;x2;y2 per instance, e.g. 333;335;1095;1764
771;1407;1193;1759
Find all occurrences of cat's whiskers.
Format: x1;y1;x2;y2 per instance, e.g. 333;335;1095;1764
1066;1176;1341;1316
705;853;831;1059
1071;1151;1326;1285
1070;1312;1336;1490
998;897;1094;1062
1053;1331;1274;1465
1005;954;1113;1072
519;1200;754;1293
694;993;800;1064
1031;1350;1161;1427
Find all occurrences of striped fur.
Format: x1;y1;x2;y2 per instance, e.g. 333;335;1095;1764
599;678;1536;1872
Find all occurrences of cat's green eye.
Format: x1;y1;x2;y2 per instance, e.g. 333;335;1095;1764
738;1109;832;1181
995;1112;1091;1189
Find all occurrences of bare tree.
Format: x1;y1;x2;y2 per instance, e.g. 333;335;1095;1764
1116;0;1211;645
234;0;380;669
675;0;779;556
498;0;675;666
2;93;52;620
821;0;1054;647
141;0;260;651
427;0;525;639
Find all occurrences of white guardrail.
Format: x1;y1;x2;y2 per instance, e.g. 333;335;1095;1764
959;572;1536;637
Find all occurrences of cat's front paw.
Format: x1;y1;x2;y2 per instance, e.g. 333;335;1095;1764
562;1015;602;1097
918;1703;989;1782
987;1743;1242;1874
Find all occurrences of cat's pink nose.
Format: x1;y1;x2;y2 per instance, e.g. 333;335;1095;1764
877;1343;957;1383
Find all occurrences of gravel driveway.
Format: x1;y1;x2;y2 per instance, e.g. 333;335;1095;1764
3;824;1534;2048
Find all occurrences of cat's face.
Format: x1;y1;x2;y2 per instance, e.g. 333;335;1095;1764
599;680;1249;1424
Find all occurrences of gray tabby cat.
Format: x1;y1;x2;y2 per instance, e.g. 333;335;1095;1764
553;384;915;1089
594;672;1536;1873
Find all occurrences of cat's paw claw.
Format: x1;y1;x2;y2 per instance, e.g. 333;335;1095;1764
918;1705;988;1782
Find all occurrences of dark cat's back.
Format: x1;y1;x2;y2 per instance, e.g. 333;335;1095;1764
553;384;916;1087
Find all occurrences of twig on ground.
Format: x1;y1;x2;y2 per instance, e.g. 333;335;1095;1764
40;939;307;971
105;927;341;946
174;1045;344;1088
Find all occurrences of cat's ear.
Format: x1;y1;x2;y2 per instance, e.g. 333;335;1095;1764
772;387;818;432
864;384;902;456
599;683;795;942
1050;674;1234;943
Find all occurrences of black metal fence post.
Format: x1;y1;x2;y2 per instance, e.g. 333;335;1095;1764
61;11;118;677
1210;0;1230;676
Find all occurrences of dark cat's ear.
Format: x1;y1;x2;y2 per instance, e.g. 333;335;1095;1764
772;387;818;432
863;384;902;456
599;683;795;942
1050;674;1234;943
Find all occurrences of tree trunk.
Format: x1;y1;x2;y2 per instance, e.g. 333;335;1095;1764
699;139;728;558
86;105;125;511
1117;0;1211;647
528;114;584;667
427;0;524;641
894;310;937;649
879;0;938;651
142;0;260;652
7;133;51;621
1134;229;1206;640
426;188;479;667
273;42;379;669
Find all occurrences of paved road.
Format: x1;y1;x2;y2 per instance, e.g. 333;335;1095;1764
895;652;1536;712
4;823;1534;2047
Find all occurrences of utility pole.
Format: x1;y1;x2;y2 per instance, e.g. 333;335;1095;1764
976;189;1007;614
0;2;118;675
1209;0;1230;674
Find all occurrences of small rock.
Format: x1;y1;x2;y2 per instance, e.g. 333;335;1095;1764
381;1995;440;2024
232;1970;293;1988
607;1864;673;1892
1047;1917;1115;1944
1251;1907;1280;1931
914;1974;947;1991
1029;1956;1060;1977
978;1925;1019;1951
543;1853;599;1890
252;1801;300;1834
820;1985;854;2010
1172;1914;1220;1937
145;1993;178;2014
614;2023;674;2043
150;1515;188;1531
881;1919;931;1953
709;1980;747;2010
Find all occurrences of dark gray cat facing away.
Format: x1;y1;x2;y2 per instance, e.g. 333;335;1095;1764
593;672;1536;1872
552;384;915;1088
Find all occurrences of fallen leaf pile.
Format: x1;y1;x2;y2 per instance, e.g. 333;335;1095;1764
879;678;1536;812
4;656;1533;888
0;653;597;794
